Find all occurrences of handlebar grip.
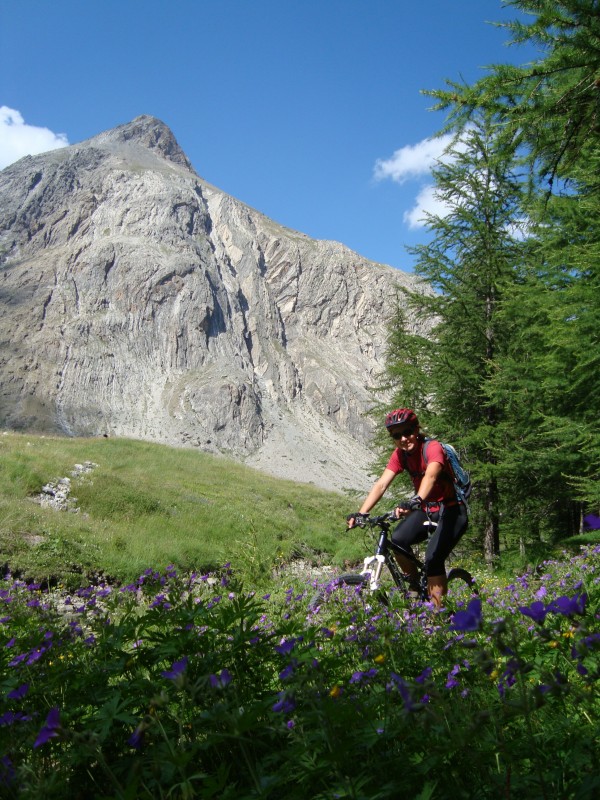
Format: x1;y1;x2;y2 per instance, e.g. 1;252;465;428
346;512;369;527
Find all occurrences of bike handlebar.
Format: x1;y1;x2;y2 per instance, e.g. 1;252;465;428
352;511;398;528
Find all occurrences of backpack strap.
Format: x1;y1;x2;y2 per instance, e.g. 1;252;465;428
422;438;431;465
402;438;467;509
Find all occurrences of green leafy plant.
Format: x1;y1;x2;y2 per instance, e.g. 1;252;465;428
1;545;598;798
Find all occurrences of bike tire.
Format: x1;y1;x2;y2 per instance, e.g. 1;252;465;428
446;567;478;600
308;573;367;611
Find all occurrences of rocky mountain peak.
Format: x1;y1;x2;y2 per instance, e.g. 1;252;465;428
84;115;193;170
0;116;428;492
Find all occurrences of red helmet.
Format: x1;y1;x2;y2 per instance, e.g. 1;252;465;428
384;408;419;429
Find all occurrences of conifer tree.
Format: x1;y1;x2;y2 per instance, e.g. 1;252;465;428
429;0;600;195
487;148;600;534
381;1;600;554
424;0;600;536
384;114;525;563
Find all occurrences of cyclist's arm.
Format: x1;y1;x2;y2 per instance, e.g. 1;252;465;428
352;469;397;520
416;460;443;503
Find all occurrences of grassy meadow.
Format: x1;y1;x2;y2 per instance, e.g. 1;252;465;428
0;431;360;588
0;432;599;798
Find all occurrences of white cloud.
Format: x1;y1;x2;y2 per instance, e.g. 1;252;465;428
374;132;472;229
0;107;69;170
403;184;450;230
373;133;454;184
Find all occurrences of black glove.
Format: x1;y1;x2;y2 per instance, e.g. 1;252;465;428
406;495;423;511
346;512;368;527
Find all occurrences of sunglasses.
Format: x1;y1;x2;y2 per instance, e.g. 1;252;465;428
390;426;416;440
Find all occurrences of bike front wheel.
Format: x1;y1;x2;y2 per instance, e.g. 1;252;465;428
446;567;478;602
308;573;367;612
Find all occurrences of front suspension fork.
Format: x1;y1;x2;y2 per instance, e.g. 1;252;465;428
360;554;386;591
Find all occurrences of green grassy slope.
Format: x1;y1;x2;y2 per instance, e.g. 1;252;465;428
0;432;364;588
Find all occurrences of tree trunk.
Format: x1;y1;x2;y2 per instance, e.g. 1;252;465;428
483;476;500;566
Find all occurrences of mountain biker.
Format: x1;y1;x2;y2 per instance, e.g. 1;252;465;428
347;408;468;609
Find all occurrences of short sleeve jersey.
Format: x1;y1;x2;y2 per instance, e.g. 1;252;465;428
386;438;455;504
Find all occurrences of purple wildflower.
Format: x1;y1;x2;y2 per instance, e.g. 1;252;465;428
209;668;233;688
445;664;461;689
128;724;145;750
6;683;29;700
0;711;32;726
272;692;296;714
387;672;417;711
415;667;432;684
150;594;172;610
161;656;188;681
547;593;587;616
518;601;548;624
497;658;521;697
0;755;15;787
450;598;482;632
26;646;49;666
577;633;600;653
33;707;61;748
275;637;302;655
349;668;378;685
279;660;298;681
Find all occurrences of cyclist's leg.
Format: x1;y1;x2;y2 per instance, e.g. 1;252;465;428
424;504;468;608
391;511;430;591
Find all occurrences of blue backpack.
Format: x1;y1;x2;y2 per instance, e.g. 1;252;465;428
402;437;472;507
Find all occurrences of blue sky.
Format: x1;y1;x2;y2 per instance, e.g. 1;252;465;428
0;0;535;273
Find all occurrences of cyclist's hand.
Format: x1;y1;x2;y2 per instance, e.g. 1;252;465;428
346;512;368;529
406;495;422;511
395;496;422;516
394;504;410;518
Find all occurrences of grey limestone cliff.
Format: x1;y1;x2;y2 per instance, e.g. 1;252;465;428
0;115;428;491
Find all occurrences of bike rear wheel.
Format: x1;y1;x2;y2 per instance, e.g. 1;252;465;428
308;573;367;611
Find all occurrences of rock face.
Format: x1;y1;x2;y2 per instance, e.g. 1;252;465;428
0;115;427;492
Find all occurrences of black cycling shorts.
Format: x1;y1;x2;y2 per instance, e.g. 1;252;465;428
391;504;468;577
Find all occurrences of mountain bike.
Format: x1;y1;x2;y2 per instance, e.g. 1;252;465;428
308;510;477;611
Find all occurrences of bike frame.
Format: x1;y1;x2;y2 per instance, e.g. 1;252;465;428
356;515;430;597
309;512;476;612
